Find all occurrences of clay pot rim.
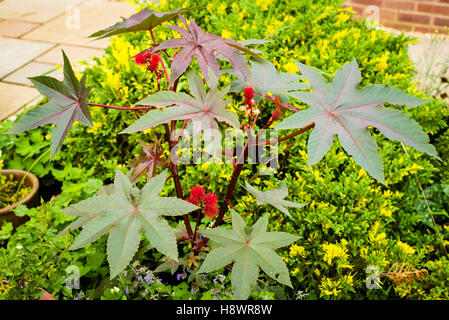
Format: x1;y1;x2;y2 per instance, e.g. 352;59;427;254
1;279;55;300
0;169;39;215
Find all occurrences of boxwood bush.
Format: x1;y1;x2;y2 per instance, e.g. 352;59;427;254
1;0;448;300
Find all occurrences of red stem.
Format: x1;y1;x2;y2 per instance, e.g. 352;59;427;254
223;207;258;221
148;28;193;239
150;29;170;84
87;103;152;110
252;124;315;146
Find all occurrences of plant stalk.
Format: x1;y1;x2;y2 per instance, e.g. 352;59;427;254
87;103;152;110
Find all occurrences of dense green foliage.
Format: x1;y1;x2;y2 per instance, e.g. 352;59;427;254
1;0;448;300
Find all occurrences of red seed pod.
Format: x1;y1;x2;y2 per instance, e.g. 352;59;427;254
204;193;218;207
191;185;206;202
134;53;147;65
204;203;218;218
244;86;255;100
149;54;162;72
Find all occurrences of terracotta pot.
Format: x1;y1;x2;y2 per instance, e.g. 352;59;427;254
0;169;39;229
1;280;55;300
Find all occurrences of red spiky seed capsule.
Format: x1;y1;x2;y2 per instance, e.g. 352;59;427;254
244;86;255;100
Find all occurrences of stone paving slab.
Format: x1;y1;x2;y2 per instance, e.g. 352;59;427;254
0;82;40;121
22;0;136;48
3;62;63;86
0;20;40;38
0;0;87;23
0;37;55;79
35;44;104;66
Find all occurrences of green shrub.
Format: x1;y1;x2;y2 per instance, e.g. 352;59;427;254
0;0;448;300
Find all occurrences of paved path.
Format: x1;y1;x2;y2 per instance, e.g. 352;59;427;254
0;0;135;121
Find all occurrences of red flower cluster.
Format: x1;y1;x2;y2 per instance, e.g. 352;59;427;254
244;86;255;106
134;52;150;65
134;52;162;72
186;186;219;218
148;54;161;72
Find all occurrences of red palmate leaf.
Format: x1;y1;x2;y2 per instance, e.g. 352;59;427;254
153;16;260;85
89;8;196;40
128;138;168;182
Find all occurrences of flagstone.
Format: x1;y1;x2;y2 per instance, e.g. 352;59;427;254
0;20;40;38
35;44;104;65
0;0;86;23
0;37;55;79
3;62;63;86
22;0;136;48
0;82;40;121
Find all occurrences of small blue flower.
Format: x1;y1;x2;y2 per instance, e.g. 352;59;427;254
186;267;190;272
202;274;206;280
176;273;182;281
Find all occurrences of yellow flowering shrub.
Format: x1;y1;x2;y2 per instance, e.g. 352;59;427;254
7;0;443;300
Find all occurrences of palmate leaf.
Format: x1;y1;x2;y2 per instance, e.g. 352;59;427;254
88;8;196;40
153;16;260;85
275;59;439;184
244;181;307;217
121;69;239;145
154;257;185;275
228;59;310;103
62;168;198;279
128;138;168;182
6;50;92;159
198;211;299;300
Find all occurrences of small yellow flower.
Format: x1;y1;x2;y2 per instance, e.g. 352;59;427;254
397;240;415;255
221;29;232;39
217;3;227;15
372;52;390;73
321;242;348;265
256;0;273;11
380;207;393;218
289;244;307;258
284;60;299;74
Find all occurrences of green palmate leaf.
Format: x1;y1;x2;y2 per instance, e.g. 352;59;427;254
6;50;92;159
88;8;196;40
62;168;198;279
121;69;239;145
198;211;299;300
275;59;439;184
244;181;307;217
154;257;185;275
228;59;310;103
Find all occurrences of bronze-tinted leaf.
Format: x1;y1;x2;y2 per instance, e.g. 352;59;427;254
89;8;196;40
128;138;168;182
154;16;261;85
